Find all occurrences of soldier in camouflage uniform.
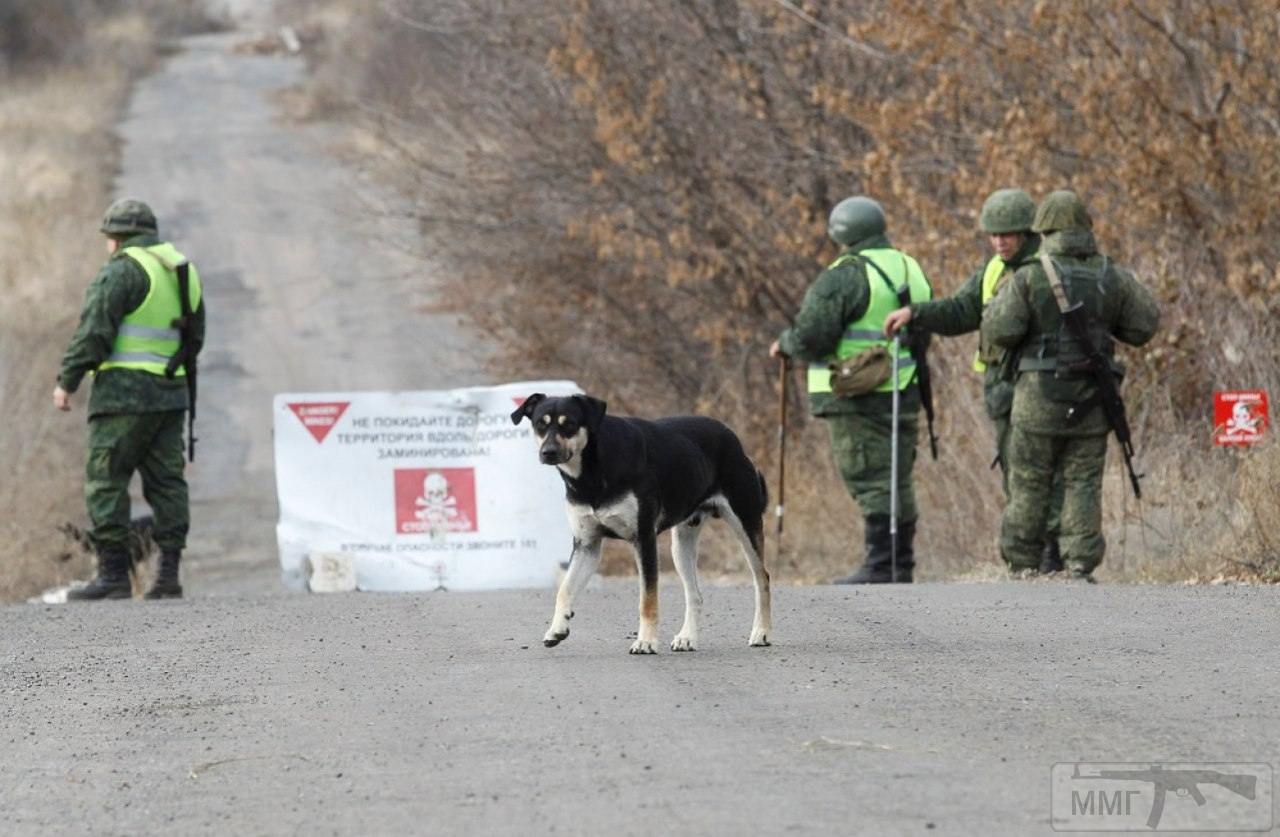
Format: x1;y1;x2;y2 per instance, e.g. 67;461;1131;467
981;191;1158;580
54;199;205;600
770;196;933;583
884;188;1066;573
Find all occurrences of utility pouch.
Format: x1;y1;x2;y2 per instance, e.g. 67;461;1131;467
976;333;1005;367
829;346;892;398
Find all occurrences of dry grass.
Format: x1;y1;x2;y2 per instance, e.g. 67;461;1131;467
0;3;223;603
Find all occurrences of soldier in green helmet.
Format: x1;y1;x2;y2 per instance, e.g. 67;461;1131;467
770;196;934;583
884;188;1065;573
981;190;1159;581
54;198;205;600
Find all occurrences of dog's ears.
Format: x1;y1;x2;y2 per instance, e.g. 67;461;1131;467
510;393;546;425
574;395;607;431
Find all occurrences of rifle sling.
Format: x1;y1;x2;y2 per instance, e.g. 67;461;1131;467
862;253;911;306
173;262;197;460
1038;252;1072;314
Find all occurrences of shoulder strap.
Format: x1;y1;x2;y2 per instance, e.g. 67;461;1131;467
175;263;193;317
123;245;180;272
1039;252;1071;314
863;253;912;305
897;254;912;306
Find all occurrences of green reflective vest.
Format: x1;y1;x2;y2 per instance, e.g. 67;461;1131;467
98;242;202;377
972;254;1008;373
807;248;933;395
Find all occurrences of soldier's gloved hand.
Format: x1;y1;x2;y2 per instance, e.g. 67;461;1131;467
884;307;913;336
53;385;72;411
768;340;789;360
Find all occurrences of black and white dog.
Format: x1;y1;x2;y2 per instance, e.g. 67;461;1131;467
511;393;772;654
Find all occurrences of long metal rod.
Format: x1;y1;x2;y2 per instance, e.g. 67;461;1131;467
775;358;787;559
890;335;901;581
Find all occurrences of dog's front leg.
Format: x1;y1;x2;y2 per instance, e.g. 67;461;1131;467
629;529;660;654
670;521;702;651
544;537;602;647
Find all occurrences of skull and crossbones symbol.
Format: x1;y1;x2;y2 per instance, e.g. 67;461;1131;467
414;472;460;525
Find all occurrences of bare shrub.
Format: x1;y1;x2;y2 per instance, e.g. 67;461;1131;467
288;0;1280;583
1225;441;1280;582
0;1;88;74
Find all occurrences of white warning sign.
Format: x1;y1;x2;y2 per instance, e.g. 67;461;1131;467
272;381;580;592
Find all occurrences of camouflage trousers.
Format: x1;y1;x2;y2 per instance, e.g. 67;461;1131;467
86;411;189;552
1000;427;1107;572
824;407;919;523
993;415;1063;538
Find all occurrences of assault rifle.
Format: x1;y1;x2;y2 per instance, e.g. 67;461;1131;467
1073;764;1257;830
164;262;198;460
897;285;939;460
1040;254;1140;497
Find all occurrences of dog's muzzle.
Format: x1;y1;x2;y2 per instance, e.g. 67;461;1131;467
540;445;570;465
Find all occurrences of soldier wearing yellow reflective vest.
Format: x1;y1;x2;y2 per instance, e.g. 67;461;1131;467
770;196;933;583
883;188;1065;574
54;199;205;600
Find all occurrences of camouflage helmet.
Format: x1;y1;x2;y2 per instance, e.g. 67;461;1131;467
1031;190;1092;234
979;188;1035;234
827;196;886;246
99;198;158;236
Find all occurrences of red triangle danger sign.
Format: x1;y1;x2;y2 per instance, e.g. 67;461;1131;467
287;401;350;443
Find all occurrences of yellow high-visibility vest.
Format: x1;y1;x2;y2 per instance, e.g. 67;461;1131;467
98;242;202;377
973;254;1009;373
807;248;933;395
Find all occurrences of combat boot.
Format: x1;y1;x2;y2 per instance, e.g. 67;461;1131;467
145;550;183;599
1065;566;1097;584
833;515;893;584
1038;539;1064;574
67;548;132;601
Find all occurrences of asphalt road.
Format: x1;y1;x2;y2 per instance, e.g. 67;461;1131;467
109;9;483;596
2;581;1277;835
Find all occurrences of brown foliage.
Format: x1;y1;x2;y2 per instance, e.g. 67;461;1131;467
294;0;1279;582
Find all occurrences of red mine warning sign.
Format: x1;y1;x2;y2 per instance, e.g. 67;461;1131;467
1213;390;1269;446
287;401;350;443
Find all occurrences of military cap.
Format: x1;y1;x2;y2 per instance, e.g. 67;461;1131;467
1031;190;1092;234
100;198;158;236
979;188;1036;234
827;196;887;246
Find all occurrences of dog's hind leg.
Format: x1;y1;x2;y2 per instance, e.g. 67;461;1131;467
670;519;703;651
715;496;772;647
629;529;660;655
742;524;773;647
544;537;601;647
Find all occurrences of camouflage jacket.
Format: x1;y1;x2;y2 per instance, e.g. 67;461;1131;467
778;233;921;417
58;234;206;418
982;229;1159;436
910;235;1039;420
